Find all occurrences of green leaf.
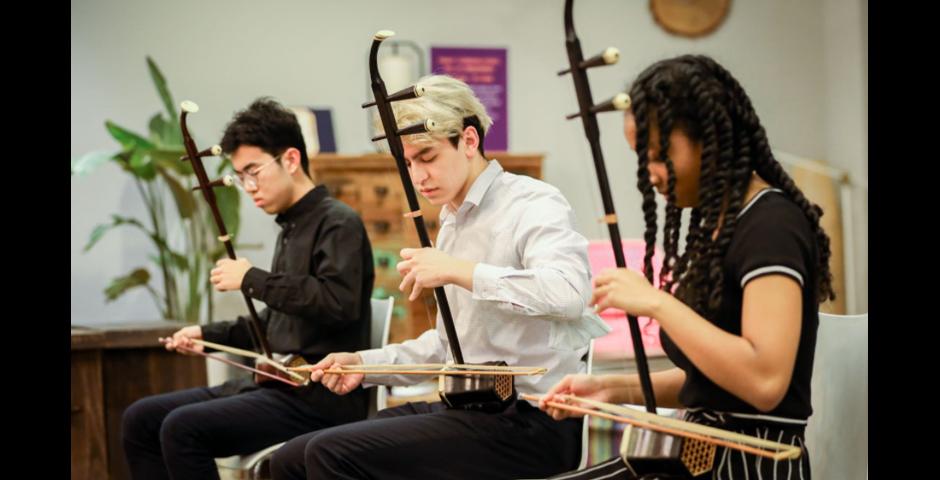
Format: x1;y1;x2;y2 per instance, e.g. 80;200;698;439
214;183;241;239
84;216;184;266
152;149;193;176
208;244;228;262
184;297;202;324
216;156;233;176
129;150;157;180
170;250;189;271
112;151;132;171
150;250;189;272
84;215;147;252
84;223;114;252
148;113;183;148
157;166;195;218
104;268;151;302
164;122;184;147
148;113;164;143
71;150;118;176
147;56;178;122
105;121;155;151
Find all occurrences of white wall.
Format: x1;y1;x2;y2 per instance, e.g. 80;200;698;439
821;0;868;313
71;0;868;323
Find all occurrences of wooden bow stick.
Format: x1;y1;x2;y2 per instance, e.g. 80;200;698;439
162;340;302;387
288;363;548;377
158;337;306;383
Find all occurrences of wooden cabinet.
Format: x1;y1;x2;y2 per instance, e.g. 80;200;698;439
71;322;208;480
311;152;543;344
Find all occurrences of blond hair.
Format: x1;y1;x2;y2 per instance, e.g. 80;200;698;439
373;74;493;147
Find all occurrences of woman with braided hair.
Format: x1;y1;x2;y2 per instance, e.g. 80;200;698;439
534;55;835;479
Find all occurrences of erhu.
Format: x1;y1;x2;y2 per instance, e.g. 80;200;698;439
558;0;716;475
360;30;520;412
174;100;307;387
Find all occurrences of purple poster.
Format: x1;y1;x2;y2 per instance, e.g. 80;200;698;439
430;47;508;152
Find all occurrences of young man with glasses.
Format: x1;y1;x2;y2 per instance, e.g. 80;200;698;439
121;98;375;480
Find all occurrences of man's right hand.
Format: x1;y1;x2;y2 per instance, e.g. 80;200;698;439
160;326;203;355
308;352;365;395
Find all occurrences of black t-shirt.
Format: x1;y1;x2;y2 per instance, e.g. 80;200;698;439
661;189;819;419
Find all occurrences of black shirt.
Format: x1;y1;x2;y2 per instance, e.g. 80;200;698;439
661;189;819;419
202;184;375;363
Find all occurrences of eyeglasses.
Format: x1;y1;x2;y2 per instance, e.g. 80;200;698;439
232;154;282;190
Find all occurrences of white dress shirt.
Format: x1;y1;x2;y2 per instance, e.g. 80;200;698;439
358;160;611;397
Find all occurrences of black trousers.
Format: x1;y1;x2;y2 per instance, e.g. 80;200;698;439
270;399;583;480
121;379;367;480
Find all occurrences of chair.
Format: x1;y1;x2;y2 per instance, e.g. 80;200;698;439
804;312;868;480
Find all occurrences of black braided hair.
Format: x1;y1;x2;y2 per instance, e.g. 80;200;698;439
627;55;835;318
